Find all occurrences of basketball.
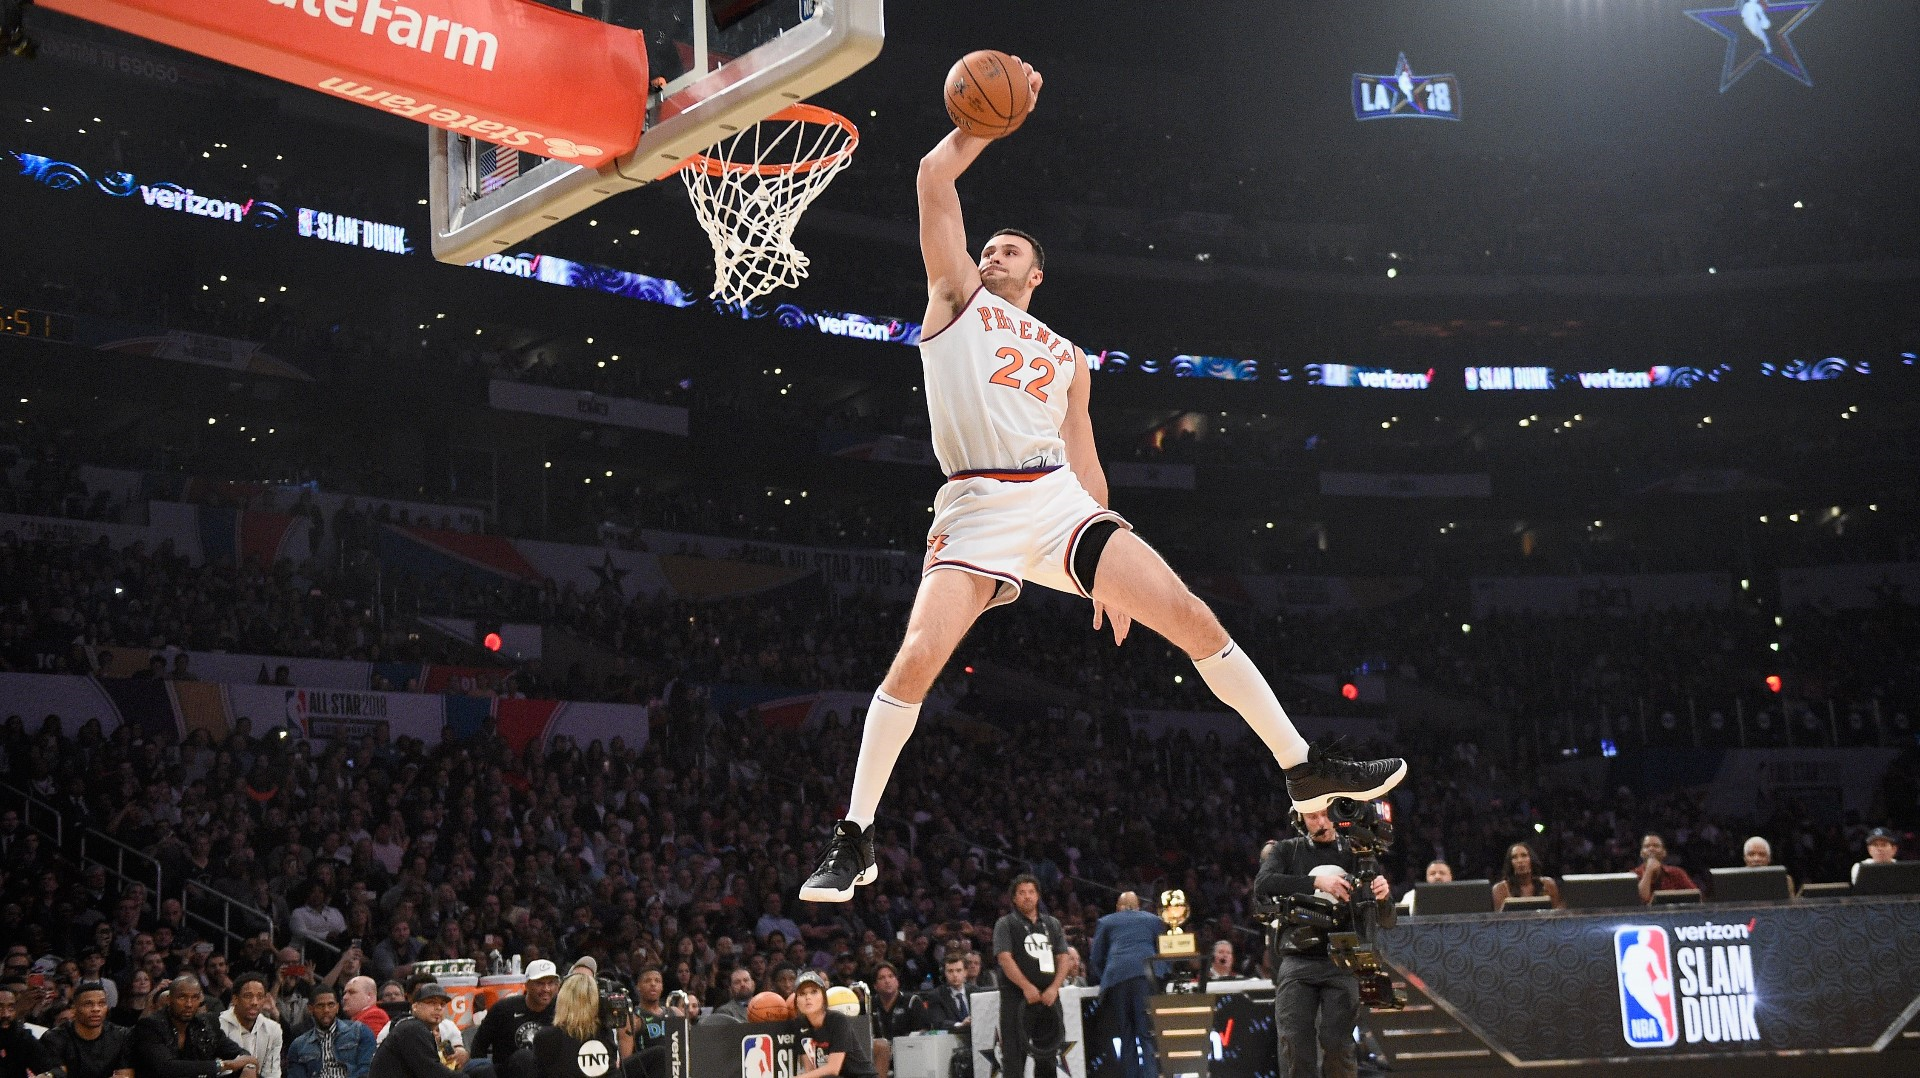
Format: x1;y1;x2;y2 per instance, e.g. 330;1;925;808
745;991;792;1023
944;50;1033;139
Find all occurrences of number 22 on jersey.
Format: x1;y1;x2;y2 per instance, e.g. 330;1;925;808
988;346;1055;403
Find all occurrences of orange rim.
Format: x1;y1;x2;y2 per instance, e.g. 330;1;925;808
684;103;860;178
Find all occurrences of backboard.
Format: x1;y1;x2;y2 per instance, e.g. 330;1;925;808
430;0;882;264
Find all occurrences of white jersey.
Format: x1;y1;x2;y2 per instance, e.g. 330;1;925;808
920;284;1079;477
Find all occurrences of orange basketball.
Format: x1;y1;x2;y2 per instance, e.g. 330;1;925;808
745;991;792;1023
944;50;1032;140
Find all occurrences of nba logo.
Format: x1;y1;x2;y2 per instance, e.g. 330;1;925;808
1614;926;1678;1048
742;1035;776;1078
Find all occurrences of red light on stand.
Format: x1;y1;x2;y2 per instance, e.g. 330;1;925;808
1341;682;1359;700
483;632;503;652
963;665;975;675
1765;675;1782;693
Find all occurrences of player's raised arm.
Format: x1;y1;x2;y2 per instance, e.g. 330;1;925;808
1063;347;1107;509
917;130;991;315
919;56;1043;322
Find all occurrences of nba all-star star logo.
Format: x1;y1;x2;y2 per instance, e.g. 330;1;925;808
1686;0;1823;91
1352;53;1461;121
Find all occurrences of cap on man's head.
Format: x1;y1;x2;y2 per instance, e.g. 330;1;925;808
571;956;599;977
411;982;451;1003
1867;827;1899;844
526;959;560;981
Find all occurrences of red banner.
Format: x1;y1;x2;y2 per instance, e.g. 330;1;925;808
43;0;647;167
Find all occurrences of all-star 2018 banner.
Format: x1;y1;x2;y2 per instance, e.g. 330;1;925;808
1352;53;1461;121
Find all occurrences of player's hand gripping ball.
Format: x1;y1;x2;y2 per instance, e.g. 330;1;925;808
945;50;1038;139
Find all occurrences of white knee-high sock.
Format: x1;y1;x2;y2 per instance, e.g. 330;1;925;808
1193;641;1310;768
845;689;921;828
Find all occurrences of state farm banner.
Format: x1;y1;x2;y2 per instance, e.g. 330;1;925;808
1319;471;1492;498
641;529;918;600
1105;461;1196;490
0;511;157;549
488;380;689;437
41;0;647;168
1778;561;1920;610
1471;572;1733;616
1376;899;1920;1061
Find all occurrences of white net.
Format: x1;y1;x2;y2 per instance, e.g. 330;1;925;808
681;105;859;306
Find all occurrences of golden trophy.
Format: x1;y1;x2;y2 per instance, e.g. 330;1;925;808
1156;888;1196;956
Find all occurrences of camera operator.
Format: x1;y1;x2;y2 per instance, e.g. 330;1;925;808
1254;809;1390;1078
531;974;631;1078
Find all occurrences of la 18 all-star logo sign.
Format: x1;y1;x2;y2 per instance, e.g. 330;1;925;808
1686;0;1823;92
1352;53;1461;121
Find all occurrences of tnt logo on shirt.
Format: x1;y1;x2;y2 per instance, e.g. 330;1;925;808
1024;930;1055;974
1615;926;1678;1048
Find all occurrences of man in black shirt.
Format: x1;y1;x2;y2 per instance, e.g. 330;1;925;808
465;961;558;1078
131;975;259;1078
40;982;133;1078
791;973;876;1078
990;876;1068;1078
0;985;52;1078
1253;813;1391;1078
367;984;456;1078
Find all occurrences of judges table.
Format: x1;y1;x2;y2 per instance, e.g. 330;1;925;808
1196;896;1920;1075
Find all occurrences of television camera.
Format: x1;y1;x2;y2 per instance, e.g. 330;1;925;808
1254;797;1405;1008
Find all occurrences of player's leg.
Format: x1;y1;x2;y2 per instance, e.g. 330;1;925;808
1084;527;1405;811
799;567;998;902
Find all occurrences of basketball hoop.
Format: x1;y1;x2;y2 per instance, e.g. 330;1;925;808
681;104;859;306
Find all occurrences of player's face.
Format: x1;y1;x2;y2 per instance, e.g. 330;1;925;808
75;989;109;1031
979;237;1040;297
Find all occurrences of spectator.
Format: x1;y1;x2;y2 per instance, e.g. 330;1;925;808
341;978;387;1038
130;975;258;1078
1491;843;1562;911
367;983;455;1078
219;974;284;1078
0;984;52;1078
112;972;154;1030
466;961;557;1078
755;895;802;948
1632;834;1697;905
286;985;376;1078
865;963;915;1078
921;955;971;1035
289;885;347;950
1739;837;1795;894
368;924;421;988
1853;828;1901;884
712;968;756;1022
39;981;133;1078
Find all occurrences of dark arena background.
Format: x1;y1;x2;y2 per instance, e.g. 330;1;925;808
1;2;1917;1077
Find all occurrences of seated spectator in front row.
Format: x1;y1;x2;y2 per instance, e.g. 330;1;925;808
1396;861;1453;915
1853;827;1901;884
1492;842;1562;910
288;985;377;1078
131;975;260;1078
220;975;284;1078
1740;836;1796;893
1632;833;1697;905
41;982;132;1078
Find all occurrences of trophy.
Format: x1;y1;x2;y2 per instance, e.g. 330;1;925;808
1157;889;1196;957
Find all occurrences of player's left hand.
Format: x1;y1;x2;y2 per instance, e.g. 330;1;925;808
1370;876;1391;901
1092;601;1131;646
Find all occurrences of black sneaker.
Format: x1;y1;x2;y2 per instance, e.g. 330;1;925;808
1285;750;1408;813
798;820;877;903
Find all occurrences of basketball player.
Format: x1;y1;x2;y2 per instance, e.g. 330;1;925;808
801;58;1406;903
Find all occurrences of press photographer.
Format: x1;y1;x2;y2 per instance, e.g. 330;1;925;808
1253;801;1395;1078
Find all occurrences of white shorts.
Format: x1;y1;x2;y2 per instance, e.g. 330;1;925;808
923;466;1130;610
